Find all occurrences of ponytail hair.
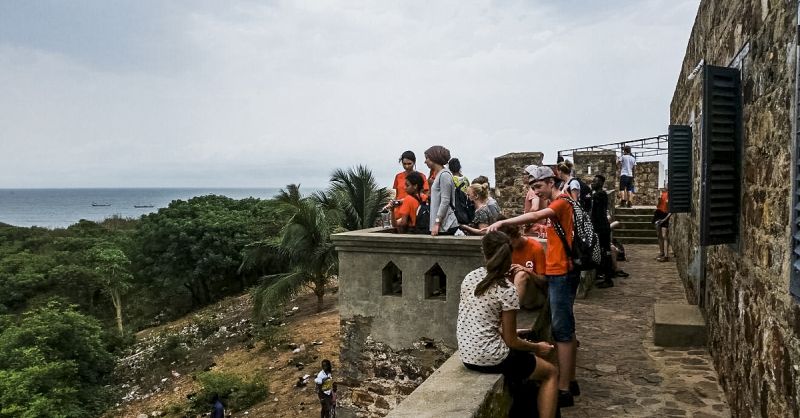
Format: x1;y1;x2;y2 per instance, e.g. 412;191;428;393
475;231;513;296
467;183;489;201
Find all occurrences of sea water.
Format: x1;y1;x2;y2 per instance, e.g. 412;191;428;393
0;188;312;228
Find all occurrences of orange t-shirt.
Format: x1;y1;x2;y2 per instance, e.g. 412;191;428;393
393;171;430;199
512;237;546;276
395;194;427;227
657;190;669;213
545;195;574;276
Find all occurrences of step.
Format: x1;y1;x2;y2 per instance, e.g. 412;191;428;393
613;229;658;238
614;237;658;244
615;206;656;216
616;221;656;230
654;304;707;347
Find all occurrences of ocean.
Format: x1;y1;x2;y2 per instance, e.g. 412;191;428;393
0;188;314;229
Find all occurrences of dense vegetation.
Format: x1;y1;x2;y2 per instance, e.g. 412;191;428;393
0;165;387;417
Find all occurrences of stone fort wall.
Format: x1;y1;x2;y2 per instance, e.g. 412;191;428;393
670;0;800;416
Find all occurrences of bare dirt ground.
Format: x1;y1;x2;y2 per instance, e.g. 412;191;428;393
108;289;340;418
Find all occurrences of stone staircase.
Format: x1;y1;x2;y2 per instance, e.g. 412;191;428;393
613;206;658;244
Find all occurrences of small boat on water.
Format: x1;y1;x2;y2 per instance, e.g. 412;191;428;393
91;202;111;207
134;205;154;208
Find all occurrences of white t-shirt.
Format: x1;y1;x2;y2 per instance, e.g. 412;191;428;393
315;370;333;395
620;155;636;177
457;267;520;366
562;178;580;194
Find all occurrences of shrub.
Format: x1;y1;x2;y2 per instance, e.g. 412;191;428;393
189;372;267;413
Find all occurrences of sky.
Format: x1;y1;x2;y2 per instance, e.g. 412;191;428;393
0;0;700;189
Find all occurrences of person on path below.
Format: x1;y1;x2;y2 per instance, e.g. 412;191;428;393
590;175;614;288
315;359;335;418
457;231;558;418
424;145;459;236
486;165;582;408
210;393;225;418
618;146;636;207
459;183;499;236
654;185;672;261
393;150;429;199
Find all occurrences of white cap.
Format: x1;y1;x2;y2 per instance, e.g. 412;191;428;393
525;165;556;181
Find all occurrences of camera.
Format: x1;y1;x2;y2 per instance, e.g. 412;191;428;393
390;199;403;207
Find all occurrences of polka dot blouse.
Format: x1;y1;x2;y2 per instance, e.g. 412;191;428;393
457;267;520;366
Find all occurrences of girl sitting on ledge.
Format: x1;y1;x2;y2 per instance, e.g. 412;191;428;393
456;231;559;418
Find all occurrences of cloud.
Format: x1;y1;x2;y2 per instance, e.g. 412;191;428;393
0;0;699;188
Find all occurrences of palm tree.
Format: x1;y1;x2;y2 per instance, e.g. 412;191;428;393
249;167;387;318
251;189;337;317
320;165;390;230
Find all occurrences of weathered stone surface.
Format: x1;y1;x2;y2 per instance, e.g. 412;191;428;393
493;152;543;216
670;0;800;417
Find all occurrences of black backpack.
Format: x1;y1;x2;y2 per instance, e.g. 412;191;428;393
575;179;593;211
413;195;431;234
552;196;602;271
448;175;475;225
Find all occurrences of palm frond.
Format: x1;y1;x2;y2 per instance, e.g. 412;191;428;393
252;270;311;319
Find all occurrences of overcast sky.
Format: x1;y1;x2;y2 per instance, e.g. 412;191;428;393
0;0;699;189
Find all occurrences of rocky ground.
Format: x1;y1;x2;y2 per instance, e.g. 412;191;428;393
105;288;341;418
566;244;731;417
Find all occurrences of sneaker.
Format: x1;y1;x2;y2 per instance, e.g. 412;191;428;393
569;380;581;396
558;390;575;408
597;280;614;288
615;270;630;278
626;201;633;208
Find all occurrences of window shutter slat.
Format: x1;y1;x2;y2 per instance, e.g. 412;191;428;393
700;65;742;246
668;124;693;213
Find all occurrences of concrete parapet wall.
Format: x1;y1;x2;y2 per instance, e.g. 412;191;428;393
386;352;511;418
332;228;484;417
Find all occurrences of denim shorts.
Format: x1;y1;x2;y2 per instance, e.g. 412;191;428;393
619;175;634;192
548;271;580;342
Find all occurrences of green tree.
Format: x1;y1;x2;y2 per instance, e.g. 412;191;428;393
0;301;115;417
88;243;133;336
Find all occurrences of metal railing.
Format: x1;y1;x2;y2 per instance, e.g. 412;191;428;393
558;134;668;160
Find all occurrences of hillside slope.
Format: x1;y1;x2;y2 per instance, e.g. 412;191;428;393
107;289;340;418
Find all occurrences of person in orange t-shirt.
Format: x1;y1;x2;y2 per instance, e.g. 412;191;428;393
393;151;430;199
653;185;671;262
487;165;580;408
389;171;427;233
497;220;546;309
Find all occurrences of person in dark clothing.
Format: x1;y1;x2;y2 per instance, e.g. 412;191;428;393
211;393;225;418
590;175;614;288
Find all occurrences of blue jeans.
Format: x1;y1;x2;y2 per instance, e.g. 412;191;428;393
548;271;580;342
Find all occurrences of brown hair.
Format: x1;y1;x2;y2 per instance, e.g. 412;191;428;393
424;145;451;166
495;215;522;239
471;175;489;185
557;160;573;176
475;231;512;296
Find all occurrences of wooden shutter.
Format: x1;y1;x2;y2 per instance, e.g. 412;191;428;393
668;125;693;213
700;65;742;246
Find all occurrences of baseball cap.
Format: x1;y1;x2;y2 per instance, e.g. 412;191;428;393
525;165;556;181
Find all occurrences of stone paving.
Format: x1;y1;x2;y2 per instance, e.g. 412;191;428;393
564;245;731;417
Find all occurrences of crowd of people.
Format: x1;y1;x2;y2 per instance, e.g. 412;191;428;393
382;145;671;416
302;145;668;417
